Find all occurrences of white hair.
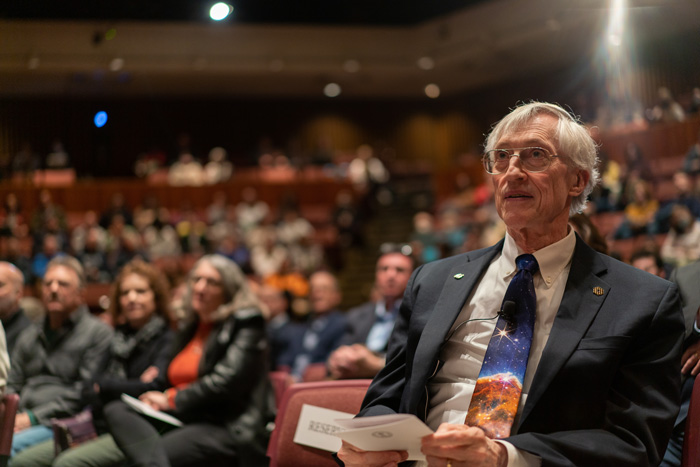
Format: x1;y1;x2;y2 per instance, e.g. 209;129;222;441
484;101;600;215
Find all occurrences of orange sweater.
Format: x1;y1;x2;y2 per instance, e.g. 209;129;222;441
164;321;212;409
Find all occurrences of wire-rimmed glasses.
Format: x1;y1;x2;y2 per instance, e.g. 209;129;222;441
482;147;561;174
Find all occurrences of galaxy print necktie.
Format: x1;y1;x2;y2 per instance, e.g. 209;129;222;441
464;253;539;439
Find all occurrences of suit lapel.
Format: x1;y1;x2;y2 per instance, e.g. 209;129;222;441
410;242;502;410
518;238;610;425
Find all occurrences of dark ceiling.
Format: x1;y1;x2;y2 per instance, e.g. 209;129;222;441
0;0;487;26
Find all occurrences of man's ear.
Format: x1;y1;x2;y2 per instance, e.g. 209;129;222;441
570;170;590;197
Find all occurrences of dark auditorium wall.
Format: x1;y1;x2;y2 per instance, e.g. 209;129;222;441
0;96;485;176
0;26;697;178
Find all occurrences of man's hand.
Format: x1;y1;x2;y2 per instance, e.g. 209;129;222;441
336;440;408;467
139;391;169;411
682;340;700;375
421;424;507;467
14;412;32;433
328;344;385;379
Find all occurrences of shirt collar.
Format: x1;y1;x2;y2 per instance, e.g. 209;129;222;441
500;229;576;289
375;299;401;319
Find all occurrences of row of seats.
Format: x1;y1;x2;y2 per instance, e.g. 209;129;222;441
1;357;699;465
265;375;700;467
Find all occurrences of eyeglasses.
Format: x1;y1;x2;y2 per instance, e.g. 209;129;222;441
482;147;561;174
190;275;223;288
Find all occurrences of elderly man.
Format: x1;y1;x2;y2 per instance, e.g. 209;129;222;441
338;102;684;467
0;261;32;356
8;256;113;456
328;244;414;379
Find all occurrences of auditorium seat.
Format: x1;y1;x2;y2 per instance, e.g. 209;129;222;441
0;394;20;467
683;376;700;466
267;379;372;467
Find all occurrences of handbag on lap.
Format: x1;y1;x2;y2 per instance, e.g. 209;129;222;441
51;409;98;455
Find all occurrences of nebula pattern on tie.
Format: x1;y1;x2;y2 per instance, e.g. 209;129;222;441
464;318;533;438
466;372;522;438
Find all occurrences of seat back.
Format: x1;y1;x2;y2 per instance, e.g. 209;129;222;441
0;394;20;466
269;371;295;408
683;376;700;466
267;379;372;467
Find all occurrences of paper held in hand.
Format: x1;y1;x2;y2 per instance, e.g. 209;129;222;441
333;413;434;461
121;394;184;427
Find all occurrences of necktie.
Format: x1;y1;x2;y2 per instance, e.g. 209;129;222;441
465;254;539;439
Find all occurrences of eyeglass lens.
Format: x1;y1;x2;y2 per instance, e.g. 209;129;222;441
484;147;550;173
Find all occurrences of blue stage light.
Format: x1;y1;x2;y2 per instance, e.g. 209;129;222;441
94;111;108;128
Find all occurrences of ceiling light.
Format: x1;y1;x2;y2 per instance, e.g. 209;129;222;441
424;84;440;98
324;83;341;98
417;57;435;70
109;58;124;71
210;3;233;21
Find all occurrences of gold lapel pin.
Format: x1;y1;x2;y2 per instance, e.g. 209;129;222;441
454;273;464;280
593;286;604;296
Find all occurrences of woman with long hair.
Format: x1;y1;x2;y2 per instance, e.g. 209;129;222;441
103;254;275;466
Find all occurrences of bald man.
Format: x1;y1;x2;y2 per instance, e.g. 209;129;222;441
0;262;32;357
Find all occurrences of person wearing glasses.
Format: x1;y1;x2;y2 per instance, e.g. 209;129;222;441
337;102;683;467
102;255;275;467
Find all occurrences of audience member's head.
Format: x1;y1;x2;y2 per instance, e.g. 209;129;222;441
183;254;261;323
257;284;290;322
0;261;24;321
42;255;85;319
375;244;414;308
109;258;170;329
308;271;341;315
673;171;693;196
669;204;695;235
630;247;665;278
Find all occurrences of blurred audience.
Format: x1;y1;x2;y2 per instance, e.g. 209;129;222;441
11;258;174;467
651;86;686;123
630;246;667;279
103;255;274;466
660;204;700;268
327;244;413;380
277;271;346;379
9;256;113;456
614;179;659;239
0;262;31;357
569;213;609;255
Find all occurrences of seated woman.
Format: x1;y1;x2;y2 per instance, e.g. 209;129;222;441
12;258;174;467
103;254;275;467
614;179;659;239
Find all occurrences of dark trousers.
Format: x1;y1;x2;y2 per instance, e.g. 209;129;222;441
103;400;237;467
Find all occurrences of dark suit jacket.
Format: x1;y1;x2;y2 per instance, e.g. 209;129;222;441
358;236;684;467
667;260;700;433
340;302;378;348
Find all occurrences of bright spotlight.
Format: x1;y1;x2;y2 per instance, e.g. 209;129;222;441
94;111;108;128
210;3;232;21
324;83;341;97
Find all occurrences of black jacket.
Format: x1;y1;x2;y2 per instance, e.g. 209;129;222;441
168;308;275;466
